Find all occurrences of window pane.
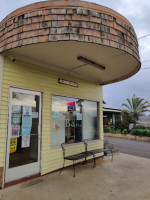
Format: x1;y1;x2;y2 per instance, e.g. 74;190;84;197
82;100;99;140
51;95;99;147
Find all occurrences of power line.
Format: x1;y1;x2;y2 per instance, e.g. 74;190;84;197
142;60;150;63
141;67;150;70
138;33;150;40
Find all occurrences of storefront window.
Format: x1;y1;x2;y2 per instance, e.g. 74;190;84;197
51;95;99;147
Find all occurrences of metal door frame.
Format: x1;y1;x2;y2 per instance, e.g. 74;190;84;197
5;87;42;183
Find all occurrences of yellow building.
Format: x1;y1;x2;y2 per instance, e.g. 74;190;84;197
0;0;140;188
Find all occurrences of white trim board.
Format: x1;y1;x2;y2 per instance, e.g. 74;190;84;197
0;55;4;113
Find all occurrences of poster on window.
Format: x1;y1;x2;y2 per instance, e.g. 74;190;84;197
12;105;21;114
76;113;82;120
22;116;32;126
21;126;31;136
10;138;17;153
23;105;32;117
12;117;21;125
12;125;20;137
22;135;30;148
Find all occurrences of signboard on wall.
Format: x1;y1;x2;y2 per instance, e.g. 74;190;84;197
58;78;78;87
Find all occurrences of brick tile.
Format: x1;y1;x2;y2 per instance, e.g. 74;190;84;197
90;16;100;23
38;35;49;42
7;24;15;32
82;9;89;16
45;15;57;21
85;36;92;42
67;8;74;14
106;20;114;28
49;35;58;41
82;22;92;29
37;10;43;16
51;9;66;15
40;21;51;29
24;18;32;25
43;10;51;15
110;28;118;36
102;39;110;46
56;34;70;40
70;34;84;41
77;8;83;15
72;14;89;21
89;10;100;17
92;30;100;37
92;37;101;44
56;27;68;34
68;21;82;28
83;29;93;36
52;21;68;27
50;28;57;34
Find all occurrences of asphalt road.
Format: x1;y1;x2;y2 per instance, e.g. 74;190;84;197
105;137;150;159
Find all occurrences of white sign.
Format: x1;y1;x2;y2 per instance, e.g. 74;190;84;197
58;78;78;87
22;136;30;148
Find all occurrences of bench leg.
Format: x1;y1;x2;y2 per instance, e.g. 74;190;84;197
111;150;113;162
59;159;65;174
73;161;76;177
93;154;96;168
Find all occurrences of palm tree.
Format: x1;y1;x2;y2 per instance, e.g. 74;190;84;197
122;95;150;126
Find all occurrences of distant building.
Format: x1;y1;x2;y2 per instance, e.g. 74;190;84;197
103;101;121;125
137;116;150;126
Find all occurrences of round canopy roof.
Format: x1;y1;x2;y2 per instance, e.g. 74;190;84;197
0;0;141;85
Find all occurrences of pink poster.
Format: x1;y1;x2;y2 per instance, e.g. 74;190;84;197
12;125;20;137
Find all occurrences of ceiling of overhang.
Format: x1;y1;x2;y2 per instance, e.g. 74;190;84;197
7;41;140;85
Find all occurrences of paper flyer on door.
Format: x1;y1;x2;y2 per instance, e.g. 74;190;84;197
11;125;20;137
10;138;17;153
22;136;30;148
21;126;31;135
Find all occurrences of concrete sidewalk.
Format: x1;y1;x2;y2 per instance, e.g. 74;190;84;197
0;154;150;200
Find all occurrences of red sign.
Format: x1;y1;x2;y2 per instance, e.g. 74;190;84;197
65;101;76;107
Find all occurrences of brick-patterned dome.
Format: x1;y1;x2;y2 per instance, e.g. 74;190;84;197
0;0;141;85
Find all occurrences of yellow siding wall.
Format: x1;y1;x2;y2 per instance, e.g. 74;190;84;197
0;57;103;175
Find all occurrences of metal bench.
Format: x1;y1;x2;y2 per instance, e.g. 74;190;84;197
59;143;95;177
84;140;113;167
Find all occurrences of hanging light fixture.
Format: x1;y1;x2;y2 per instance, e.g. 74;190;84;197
77;56;105;70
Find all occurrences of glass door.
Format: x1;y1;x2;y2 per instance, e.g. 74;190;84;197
5;88;42;183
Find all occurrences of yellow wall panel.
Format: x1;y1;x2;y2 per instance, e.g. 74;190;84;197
0;57;103;175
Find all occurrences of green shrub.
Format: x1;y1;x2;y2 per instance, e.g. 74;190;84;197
130;129;150;137
115;120;130;132
104;125;111;133
132;125;147;130
122;129;128;135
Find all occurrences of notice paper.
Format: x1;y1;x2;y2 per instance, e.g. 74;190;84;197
10;138;17;153
12;125;20;137
52;111;60;119
32;112;38;118
76;113;82;120
23;105;32;117
21;126;31;136
22;135;30;148
12;117;21;125
12;105;21;114
22;116;32;126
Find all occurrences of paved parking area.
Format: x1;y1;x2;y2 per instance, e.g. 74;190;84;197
0;153;150;200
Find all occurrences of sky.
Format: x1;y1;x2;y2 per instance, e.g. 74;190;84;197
0;0;150;111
